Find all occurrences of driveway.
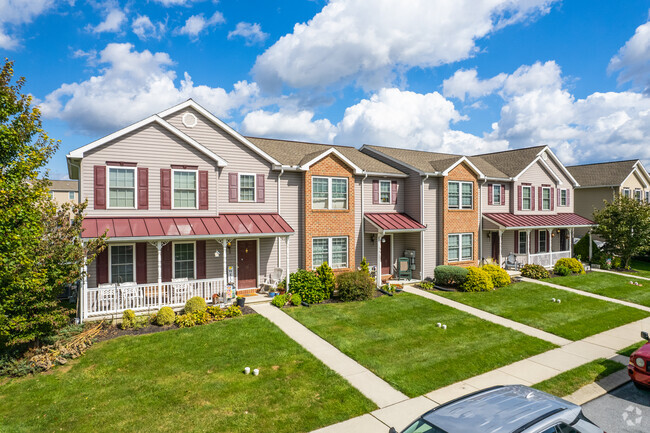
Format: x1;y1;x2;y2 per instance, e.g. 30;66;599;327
583;382;650;432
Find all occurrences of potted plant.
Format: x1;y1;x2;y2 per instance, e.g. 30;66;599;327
236;296;245;308
268;290;279;298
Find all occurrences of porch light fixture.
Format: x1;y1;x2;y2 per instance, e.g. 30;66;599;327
370;234;376;244
214;250;220;258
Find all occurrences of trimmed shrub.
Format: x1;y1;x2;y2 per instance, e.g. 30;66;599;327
555;265;571;276
419;281;435;290
336;271;375;302
184;296;207;314
612;256;622;269
192;310;210;325
287;269;327;304
175;313;196;328
155;306;175;326
359;257;370;275
461;267;494;292
271;294;287;308
206;306;225;321
434;265;469;287
574;235;602;262
481;264;511;288
121;309;136;329
290;293;302;306
521;264;550;279
316;262;336;298
554;257;585;275
224;306;242;318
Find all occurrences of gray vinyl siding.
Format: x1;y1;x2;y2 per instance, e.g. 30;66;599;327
363;177;405;213
355;178;363;269
482;182;512;213
279;171;303;273
422;177;440;279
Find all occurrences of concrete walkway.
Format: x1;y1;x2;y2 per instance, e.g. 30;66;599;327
592;267;650;281
251;303;408;408
403;286;571;346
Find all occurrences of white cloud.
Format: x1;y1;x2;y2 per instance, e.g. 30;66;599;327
40;43;260;135
132;15;165;40
242;110;337;143
228;22;268;46
86;7;126;34
608;14;650;92
153;0;199;6
443;69;506;101
0;0;55;49
175;11;224;39
253;0;557;91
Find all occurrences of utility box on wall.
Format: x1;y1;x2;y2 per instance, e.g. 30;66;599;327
403;249;416;271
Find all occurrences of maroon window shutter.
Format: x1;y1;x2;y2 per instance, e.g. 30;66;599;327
551;188;555;210
557;188;561;206
198;170;209;210
567;189;570;206
229;173;238;203
488;184;493;205
535;230;539;253
96;248;109;284
94;165;106;210
136;243;147;284
531;187;535;211
539;187;543;210
138;167;148;210
514;230;519;254
162;243;172;282
501;184;506;205
391;181;398;204
196;240;206;280
256;174;265;203
372;180;379;204
160;169;171;210
517;185;522;211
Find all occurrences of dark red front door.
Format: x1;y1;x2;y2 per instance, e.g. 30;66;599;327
381;236;391;275
237;240;257;289
491;234;500;262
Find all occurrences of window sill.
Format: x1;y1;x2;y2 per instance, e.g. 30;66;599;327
310;209;350;213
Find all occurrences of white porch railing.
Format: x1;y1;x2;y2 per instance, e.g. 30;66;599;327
529;250;571;268
84;278;227;319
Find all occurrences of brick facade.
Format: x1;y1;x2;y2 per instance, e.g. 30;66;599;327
442;162;480;266
304;154;356;273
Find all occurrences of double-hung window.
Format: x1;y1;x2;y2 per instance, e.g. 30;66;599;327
492;184;501;205
173;170;197;208
449;181;473;209
542;187;551;210
110;244;134;283
522;186;531;210
448;233;473;262
646;191;649;203
109;167;135;208
379;180;391;204
560;189;567;206
174;243;195;279
239;174;256;202
69;191;75;200
312;177;348;210
538;230;547;253
635;189;642;202
623;188;631;198
312;237;348;269
519;231;527;254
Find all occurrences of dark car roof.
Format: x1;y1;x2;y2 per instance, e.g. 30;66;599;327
421;386;579;433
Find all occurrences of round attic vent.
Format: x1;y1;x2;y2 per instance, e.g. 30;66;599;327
541;152;548;160
182;112;198;128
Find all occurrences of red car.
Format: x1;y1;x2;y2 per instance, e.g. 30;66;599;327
629;331;650;389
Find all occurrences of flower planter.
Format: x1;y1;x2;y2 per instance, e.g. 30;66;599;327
269;292;279;298
236;297;246;308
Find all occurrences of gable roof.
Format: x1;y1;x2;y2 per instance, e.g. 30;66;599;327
473;146;547;178
567;160;649;188
246;137;406;176
49;180;78;191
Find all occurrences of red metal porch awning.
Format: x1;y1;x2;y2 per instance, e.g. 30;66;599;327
364;212;426;232
81;213;294;239
483;213;595;229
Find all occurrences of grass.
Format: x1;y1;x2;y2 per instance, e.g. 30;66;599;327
0;315;375;433
436;282;649;340
618;340;647;357
533;358;625;397
547;271;650;307
627;259;650;279
285;293;556;397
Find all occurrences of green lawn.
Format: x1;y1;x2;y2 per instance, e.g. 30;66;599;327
626;259;650;279
285;293;556;397
618;340;647;357
0;315;375;433
548;271;650;308
533;358;625;397
436;282;649;340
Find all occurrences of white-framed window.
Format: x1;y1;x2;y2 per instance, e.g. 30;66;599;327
312;176;348;210
646;191;649;203
559;189;567;206
519;231;527;254
493;184;501;205
172;169;197;208
312;236;348;269
542;187;551;210
522;186;531;210
635;189;642;202
174;242;195;279
538;230;547;253
623;188;631;198
239;173;256;202
448;233;473;262
110;244;135;283
379;180;391;204
108;167;136;208
449;181;473;209
68;191;75;200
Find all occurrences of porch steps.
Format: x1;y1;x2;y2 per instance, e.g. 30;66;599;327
240;294;273;305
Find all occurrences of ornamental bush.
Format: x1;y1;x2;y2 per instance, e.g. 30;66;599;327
192;310;211;325
554;258;585;275
461;267;494;292
419;281;436;290
555;265;571;276
521;264;550;279
175;313;196;328
481;264;511;288
206;306;225;321
155;307;175;326
290;293;302;306
287;269;327;304
121;309;136;329
184;296;207;314
316;262;336;298
271;294;287;308
336;271;375;301
360;257;370;275
224;306;242;318
434;265;469;287
574;235;602;262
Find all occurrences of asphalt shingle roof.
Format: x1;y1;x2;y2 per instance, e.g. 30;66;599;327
49;180;78;191
566;160;640;187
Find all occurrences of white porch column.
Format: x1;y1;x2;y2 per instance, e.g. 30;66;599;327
498;230;504;268
285;236;290;292
589;232;593;261
376;233;383;287
81;253;88;322
569;228;574;256
156;241;163;306
548;228;553;254
526;230;531;265
221;239;228;285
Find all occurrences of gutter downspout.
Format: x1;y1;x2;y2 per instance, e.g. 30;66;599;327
479;178;487;265
277;167;284;268
361;171;368;265
420;174;429;279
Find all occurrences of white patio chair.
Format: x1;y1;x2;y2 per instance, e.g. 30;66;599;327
260;268;284;293
95;284;117;312
504;253;521;270
119;282;141;308
171;278;190;304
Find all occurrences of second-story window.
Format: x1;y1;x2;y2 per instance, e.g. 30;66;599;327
109;167;135;208
542;187;551;210
493;184;501;205
239;174;256;202
173;170;197;208
312;177;348;210
379;180;391;203
449;181;473;209
560;189;567;206
522;186;531;210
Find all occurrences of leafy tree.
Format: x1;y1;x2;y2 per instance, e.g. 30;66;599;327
0;59;105;350
592;196;650;268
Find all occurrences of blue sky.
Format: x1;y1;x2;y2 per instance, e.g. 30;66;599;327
1;0;649;178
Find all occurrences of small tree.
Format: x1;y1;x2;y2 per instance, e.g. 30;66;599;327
359;257;370;275
592;196;650;268
316;261;335;298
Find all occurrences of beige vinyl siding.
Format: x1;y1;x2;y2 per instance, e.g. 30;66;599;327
514;160;562;215
279;171;302;273
363;177;405;212
422;177;440;279
621;170;648;198
544;154;575;214
355;178;363;269
481;182;512;213
573;186;616;238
